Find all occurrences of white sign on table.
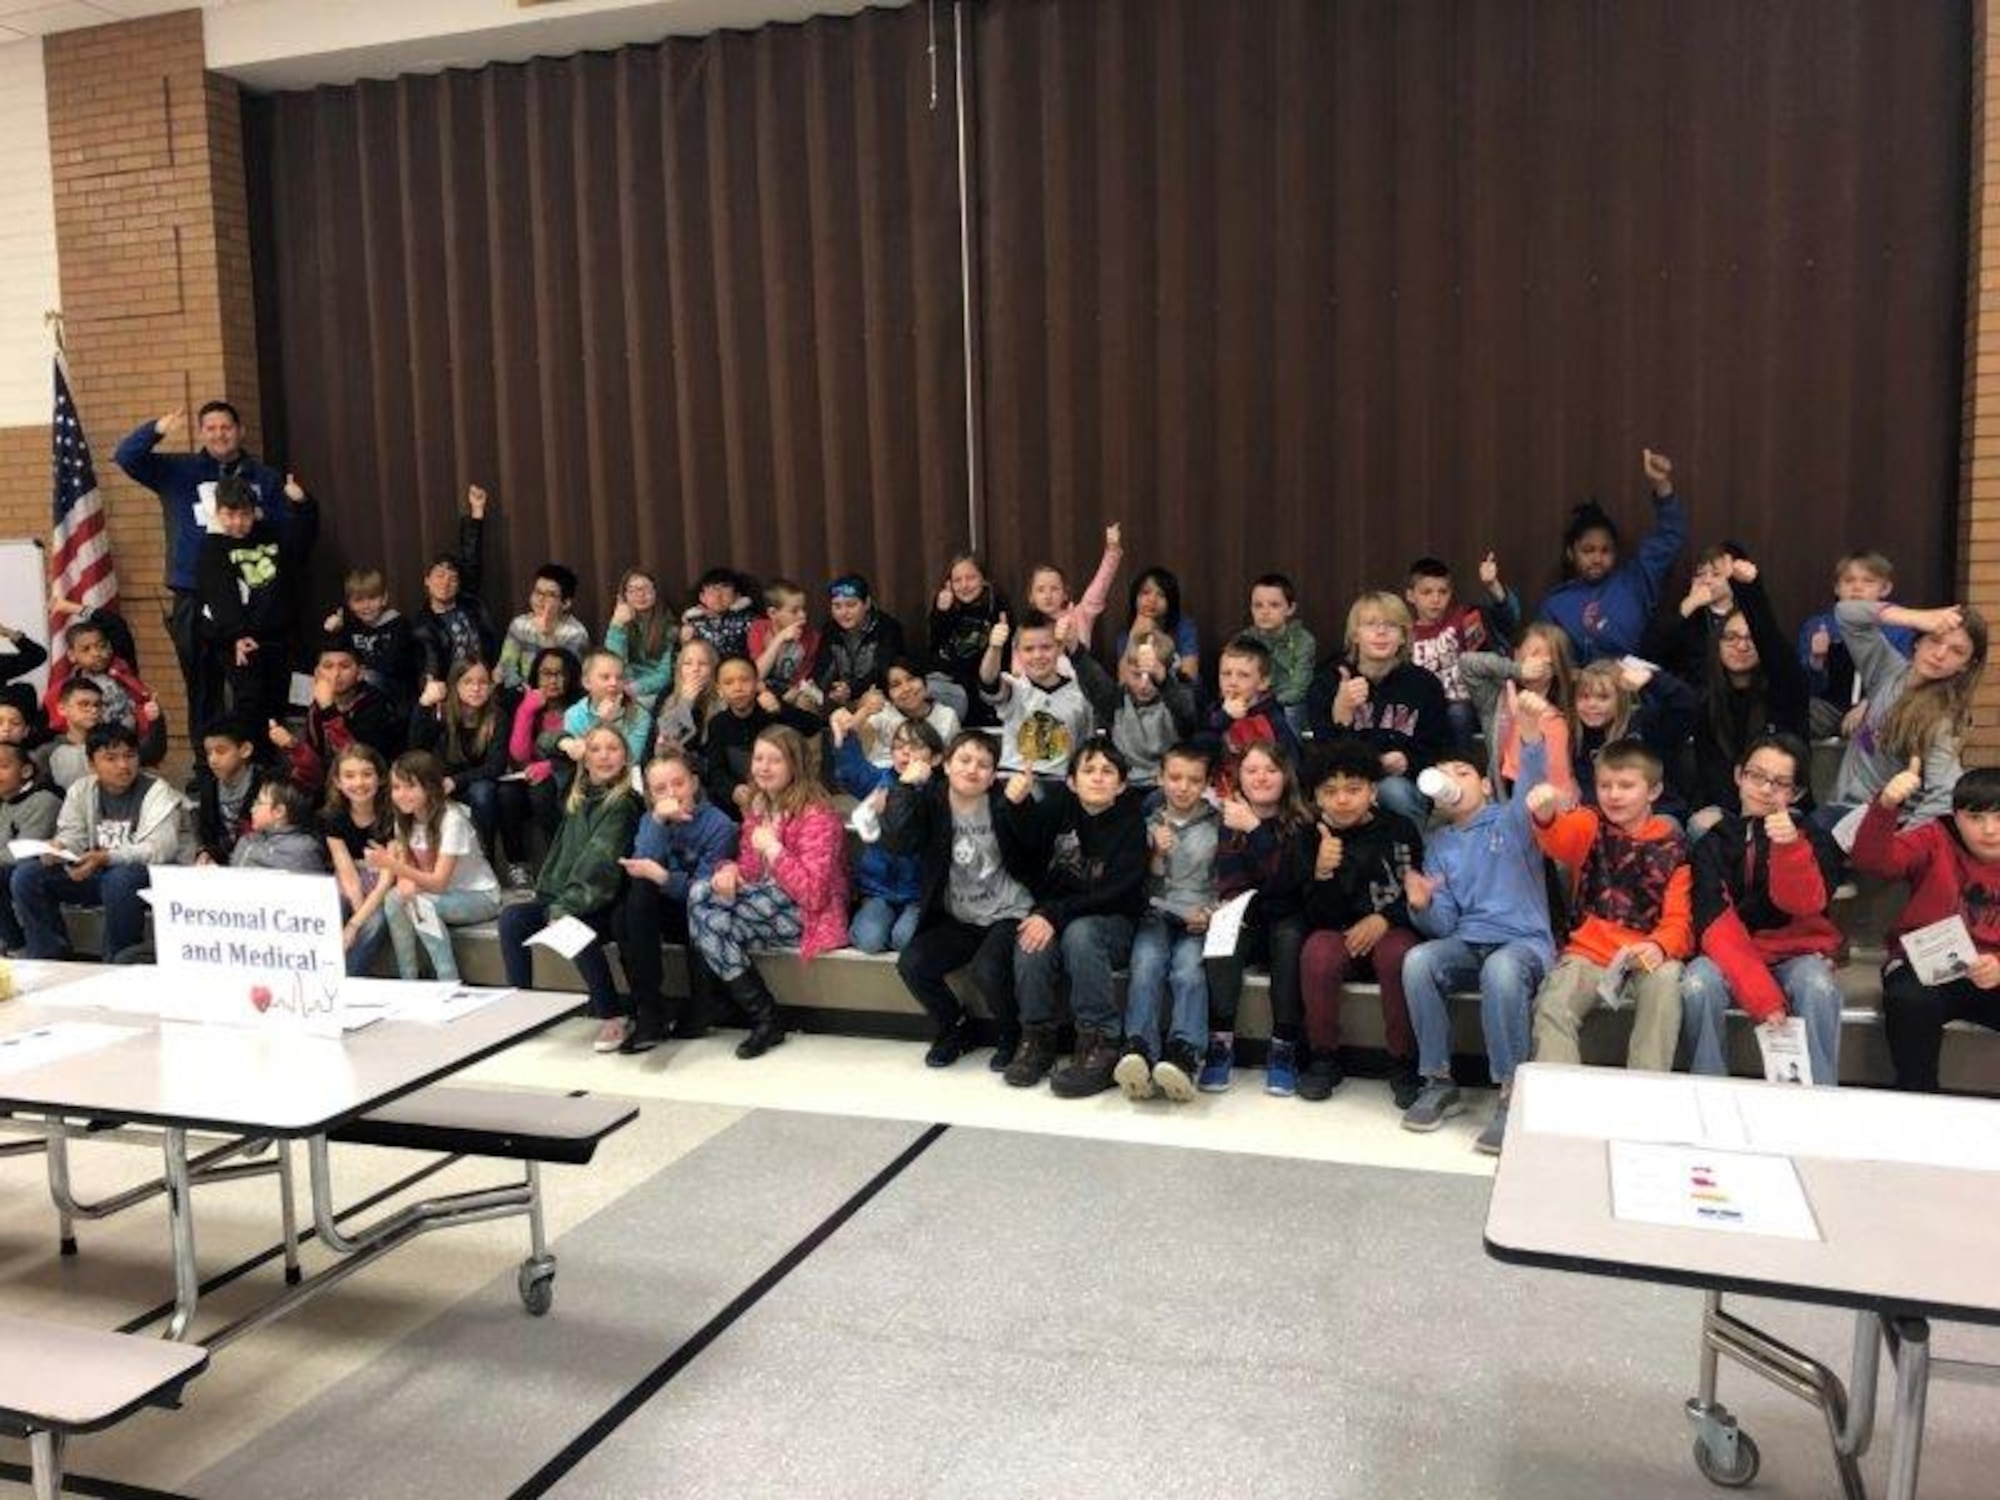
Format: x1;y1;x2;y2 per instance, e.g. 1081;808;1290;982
149;866;350;1035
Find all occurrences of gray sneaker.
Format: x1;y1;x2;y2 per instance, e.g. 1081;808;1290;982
1474;1105;1509;1156
1400;1079;1464;1133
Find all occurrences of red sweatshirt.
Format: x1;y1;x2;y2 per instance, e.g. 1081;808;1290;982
1851;799;2000;965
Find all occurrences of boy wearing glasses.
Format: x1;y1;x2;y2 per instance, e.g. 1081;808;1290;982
498;563;591;688
1678;734;1845;1085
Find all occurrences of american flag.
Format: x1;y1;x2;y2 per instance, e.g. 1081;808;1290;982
48;358;117;671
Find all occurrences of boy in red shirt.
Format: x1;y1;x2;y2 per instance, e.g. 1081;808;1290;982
1852;759;2000;1091
1528;738;1693;1071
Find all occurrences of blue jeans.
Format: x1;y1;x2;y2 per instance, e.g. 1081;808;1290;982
385;887;501;981
1376;775;1430;824
499;898;620;1016
13;859;152;960
1405;935;1548;1084
849;896;919;955
1680;954;1842;1087
1015;914;1134;1033
1124;912;1207;1057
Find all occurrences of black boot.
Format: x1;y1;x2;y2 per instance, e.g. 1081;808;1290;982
728;968;787;1060
672;949;715;1039
621;994;667;1054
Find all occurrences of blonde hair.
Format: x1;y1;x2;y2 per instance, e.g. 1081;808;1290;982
1574;662;1636;740
566;726;638;814
1344;591;1413;665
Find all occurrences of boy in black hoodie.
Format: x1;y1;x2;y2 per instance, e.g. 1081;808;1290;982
1296;737;1427;1104
1305;591;1451;824
197;474;318;730
323;566;420;712
998;735;1150;1095
816;573;907;706
410;484;499;683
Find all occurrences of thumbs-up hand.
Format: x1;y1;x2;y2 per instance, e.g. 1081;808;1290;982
1004;767;1035;803
1105;521;1122;551
899;756;935;786
989;614;1011;650
284;473;307;504
1642;448;1674;493
1526;782;1561;821
1764;809;1798;844
1150;819;1176;855
1221;795;1261;833
1478;551;1501;590
465;483;488;518
1315;825;1343;878
1881;756;1924;810
1135;639;1162;679
1335;669;1368;724
1809;626;1832;663
157;409;187;440
936;581;955;612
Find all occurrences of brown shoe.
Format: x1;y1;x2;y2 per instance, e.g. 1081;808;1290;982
1002;1023;1060;1088
1051;1028;1122;1098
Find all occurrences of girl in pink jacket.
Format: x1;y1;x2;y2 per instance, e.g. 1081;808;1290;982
687;725;850;1059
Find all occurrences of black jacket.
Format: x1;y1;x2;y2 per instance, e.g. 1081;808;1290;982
409;516;500;681
881;777;1044;927
814;608;908;700
1297;811;1424;932
998;783;1149;927
1305;659;1452;772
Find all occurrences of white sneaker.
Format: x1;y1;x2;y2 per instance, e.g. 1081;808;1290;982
592;1018;629;1053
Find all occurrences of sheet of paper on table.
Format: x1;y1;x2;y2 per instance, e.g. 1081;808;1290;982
1521;1069;1743;1146
0;1020;143;1075
1609;1140;1821;1241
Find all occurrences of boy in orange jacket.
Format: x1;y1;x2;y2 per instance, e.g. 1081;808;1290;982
1527;737;1693;1071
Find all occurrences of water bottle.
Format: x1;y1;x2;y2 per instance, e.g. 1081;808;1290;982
1416;766;1462;810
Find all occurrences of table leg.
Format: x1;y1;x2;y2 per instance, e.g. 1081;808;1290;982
1836;1312;1881;1462
43;1125;76;1255
163;1127;200;1342
277;1140;302;1285
28;1429;63;1500
1885;1315;1932;1500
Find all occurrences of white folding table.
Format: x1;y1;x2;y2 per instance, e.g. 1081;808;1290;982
1485;1063;2000;1499
0;965;583;1349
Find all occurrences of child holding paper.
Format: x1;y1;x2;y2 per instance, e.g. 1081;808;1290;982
498;726;642;1050
1852;761;2000;1091
1680;735;1845;1086
12;723;190;962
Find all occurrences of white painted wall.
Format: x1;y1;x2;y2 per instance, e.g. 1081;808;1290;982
0;36;60;428
208;0;892;91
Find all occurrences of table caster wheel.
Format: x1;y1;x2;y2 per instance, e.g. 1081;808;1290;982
1693;1430;1760;1488
518;1261;555;1317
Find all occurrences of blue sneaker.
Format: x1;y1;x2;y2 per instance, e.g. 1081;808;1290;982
1265;1038;1299;1097
1197;1031;1235;1093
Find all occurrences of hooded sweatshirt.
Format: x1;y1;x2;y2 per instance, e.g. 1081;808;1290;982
1538;488;1687;664
1534;804;1693;966
1852;797;2000;966
1142;793;1219;922
1694;812;1843;1022
1000;783;1149;929
1298;810;1424;933
1409;741;1556;961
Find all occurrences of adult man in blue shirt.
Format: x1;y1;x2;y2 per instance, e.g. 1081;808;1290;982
114;401;309;747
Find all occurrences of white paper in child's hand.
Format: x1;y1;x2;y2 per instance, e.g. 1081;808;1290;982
524;914;597;959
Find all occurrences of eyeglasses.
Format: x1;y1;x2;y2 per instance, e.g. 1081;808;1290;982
1739;766;1797;794
1719;631;1755;646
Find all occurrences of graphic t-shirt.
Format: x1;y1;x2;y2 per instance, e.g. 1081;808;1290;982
946;803;1032;926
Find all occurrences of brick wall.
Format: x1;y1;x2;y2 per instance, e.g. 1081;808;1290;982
1967;0;2000;761
39;8;262;779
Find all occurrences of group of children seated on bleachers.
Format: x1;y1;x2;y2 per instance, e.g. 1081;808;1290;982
5;444;1995;1141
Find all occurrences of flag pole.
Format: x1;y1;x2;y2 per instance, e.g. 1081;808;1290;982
43;308;65;359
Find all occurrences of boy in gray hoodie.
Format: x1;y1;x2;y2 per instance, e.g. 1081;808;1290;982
1074;637;1197;789
1115;742;1219;1101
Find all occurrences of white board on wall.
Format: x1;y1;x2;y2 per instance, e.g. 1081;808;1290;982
0;538;50;696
